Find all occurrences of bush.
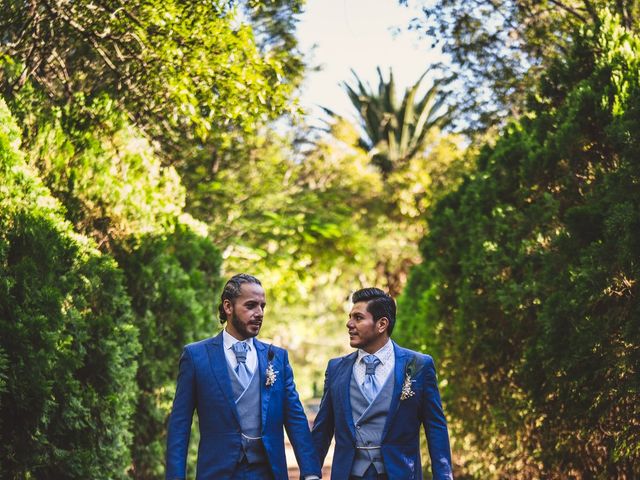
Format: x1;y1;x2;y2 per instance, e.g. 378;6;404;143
0;98;140;479
397;11;640;478
114;222;222;479
4;81;224;479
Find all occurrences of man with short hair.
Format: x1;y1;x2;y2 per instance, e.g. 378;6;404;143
312;287;453;479
166;273;321;480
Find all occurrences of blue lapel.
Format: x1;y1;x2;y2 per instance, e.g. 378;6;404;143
205;332;241;427
382;341;409;441
337;352;358;440
254;339;272;430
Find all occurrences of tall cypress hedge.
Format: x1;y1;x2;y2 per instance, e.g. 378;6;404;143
115;224;222;479
397;12;639;478
1;81;224;477
0;98;140;478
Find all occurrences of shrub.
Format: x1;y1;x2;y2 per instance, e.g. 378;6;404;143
0;97;140;479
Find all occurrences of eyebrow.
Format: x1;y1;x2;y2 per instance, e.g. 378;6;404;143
244;300;266;306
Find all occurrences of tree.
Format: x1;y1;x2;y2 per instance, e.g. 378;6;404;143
0;0;303;161
327;67;452;176
2;43;226;479
402;0;640;129
114;224;222;479
322;68;466;295
396;11;640;477
0;97;140;479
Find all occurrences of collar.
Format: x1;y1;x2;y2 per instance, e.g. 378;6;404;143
222;328;255;351
357;338;393;365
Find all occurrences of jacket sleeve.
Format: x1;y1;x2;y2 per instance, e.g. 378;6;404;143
420;355;454;480
282;350;323;478
165;347;196;480
311;360;335;465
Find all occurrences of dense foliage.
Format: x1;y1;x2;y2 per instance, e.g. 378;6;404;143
115;225;222;478
3;0;637;478
1;1;301;477
0;98;140;478
397;12;640;478
0;0;300;155
1;89;224;480
403;0;640;129
1;75;224;479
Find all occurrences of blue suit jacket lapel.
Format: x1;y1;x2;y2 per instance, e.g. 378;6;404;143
382;342;408;441
337;352;358;440
205;332;241;426
254;339;272;430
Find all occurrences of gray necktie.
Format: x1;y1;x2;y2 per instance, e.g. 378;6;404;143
362;354;382;403
232;341;252;389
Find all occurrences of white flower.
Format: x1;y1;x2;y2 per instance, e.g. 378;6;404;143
265;362;278;387
400;373;415;400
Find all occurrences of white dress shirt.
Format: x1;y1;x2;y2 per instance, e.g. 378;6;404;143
222;329;257;374
353;339;395;387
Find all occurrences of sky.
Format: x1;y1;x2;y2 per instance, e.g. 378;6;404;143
296;0;444;125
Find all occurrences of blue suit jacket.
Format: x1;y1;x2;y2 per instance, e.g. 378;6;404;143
312;342;453;479
166;333;321;479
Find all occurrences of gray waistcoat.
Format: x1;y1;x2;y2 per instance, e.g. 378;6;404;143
350;370;394;477
226;361;267;464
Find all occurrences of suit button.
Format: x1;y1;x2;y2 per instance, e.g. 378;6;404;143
356;425;361;429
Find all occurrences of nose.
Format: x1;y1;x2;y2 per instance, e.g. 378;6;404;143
346;317;354;329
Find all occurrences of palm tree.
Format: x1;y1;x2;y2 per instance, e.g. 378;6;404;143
326;67;452;176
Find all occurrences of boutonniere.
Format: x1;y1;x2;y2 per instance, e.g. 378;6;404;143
400;357;417;401
265;345;279;387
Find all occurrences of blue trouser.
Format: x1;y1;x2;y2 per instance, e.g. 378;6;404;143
350;464;388;479
230;459;274;480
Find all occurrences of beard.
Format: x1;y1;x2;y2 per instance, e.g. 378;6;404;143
229;311;260;339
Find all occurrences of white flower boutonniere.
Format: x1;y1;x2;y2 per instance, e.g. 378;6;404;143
265;362;278;387
400;373;415;400
400;358;417;400
265;346;279;387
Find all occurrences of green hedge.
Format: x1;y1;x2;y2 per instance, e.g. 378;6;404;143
397;12;639;478
114;224;222;479
0;98;140;479
1;80;226;477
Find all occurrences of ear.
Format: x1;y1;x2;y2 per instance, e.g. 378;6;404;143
377;317;389;334
223;299;233;317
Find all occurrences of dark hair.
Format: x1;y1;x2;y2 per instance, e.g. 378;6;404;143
218;274;262;323
351;287;396;336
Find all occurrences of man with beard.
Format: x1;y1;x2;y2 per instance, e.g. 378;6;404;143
166;274;321;480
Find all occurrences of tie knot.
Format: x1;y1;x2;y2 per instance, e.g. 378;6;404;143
232;341;249;363
363;354;381;375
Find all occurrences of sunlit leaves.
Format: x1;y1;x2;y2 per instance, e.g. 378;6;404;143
0;98;140;479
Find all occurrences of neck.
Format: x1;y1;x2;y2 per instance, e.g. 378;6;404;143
362;336;389;354
225;325;249;341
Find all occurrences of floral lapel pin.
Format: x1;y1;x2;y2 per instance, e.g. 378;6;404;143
265;345;279;387
400;357;417;401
